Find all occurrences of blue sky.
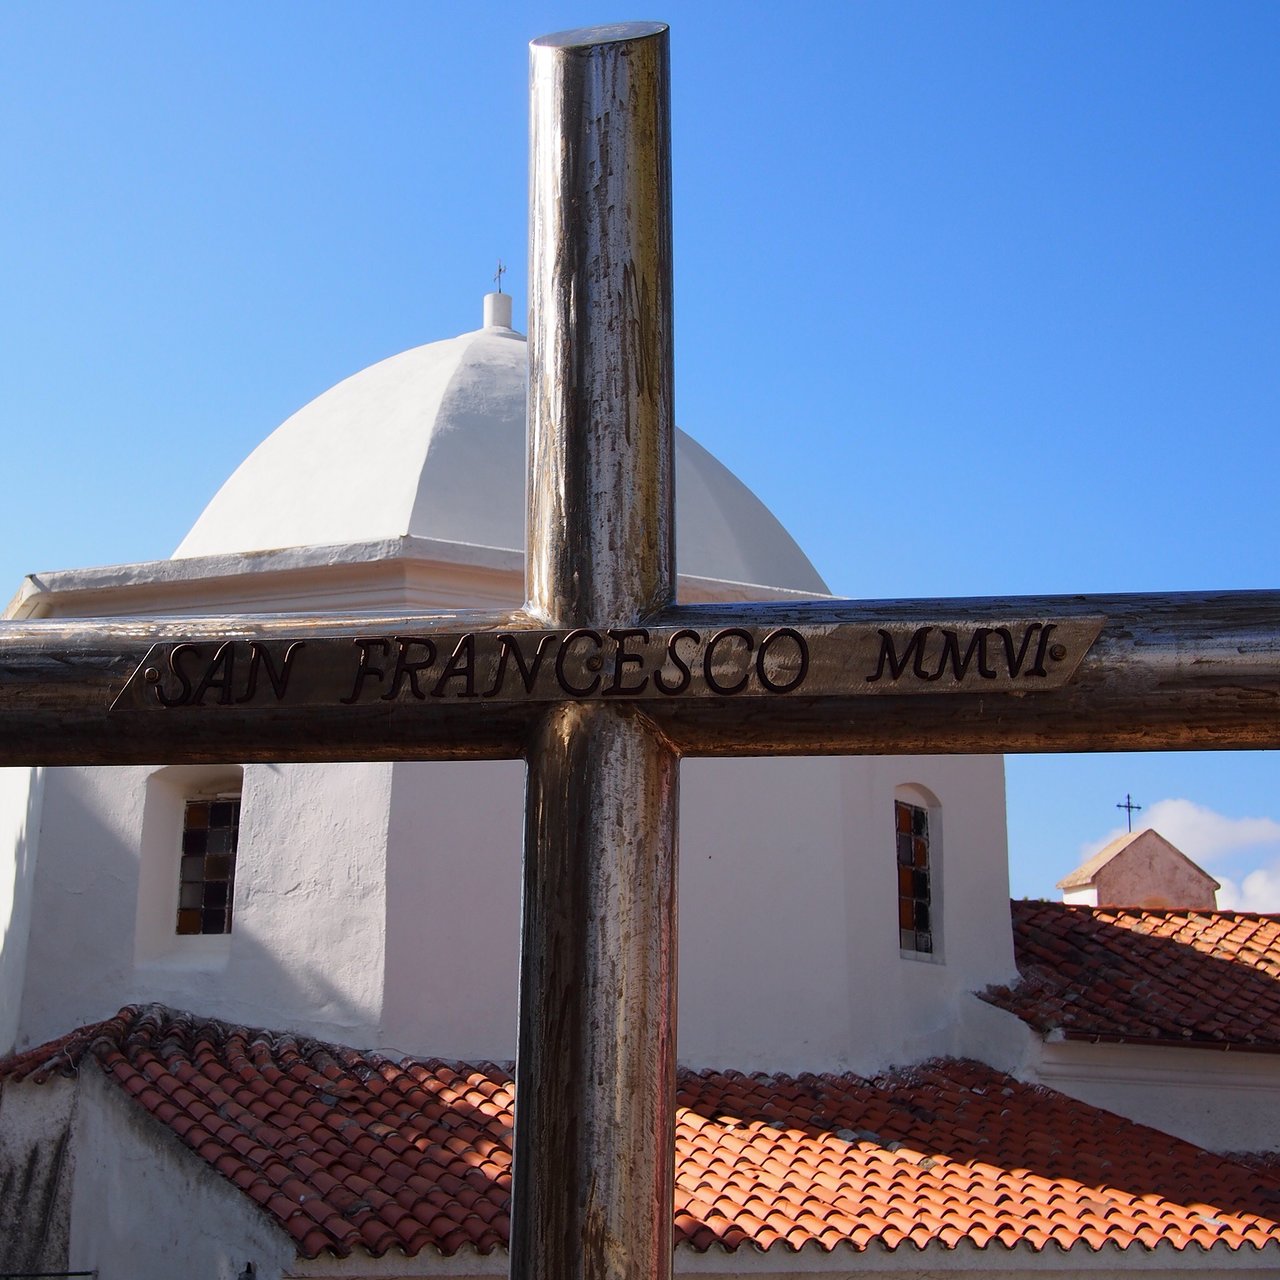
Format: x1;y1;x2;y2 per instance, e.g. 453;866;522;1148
2;2;1276;903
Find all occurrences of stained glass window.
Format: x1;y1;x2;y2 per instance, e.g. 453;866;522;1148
896;799;932;953
176;797;240;935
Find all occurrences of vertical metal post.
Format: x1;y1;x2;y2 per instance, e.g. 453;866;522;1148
516;703;678;1280
515;22;678;1280
526;21;675;628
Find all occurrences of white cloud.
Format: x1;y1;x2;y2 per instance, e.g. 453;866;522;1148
1143;799;1280;861
1078;798;1280;864
1217;863;1280;913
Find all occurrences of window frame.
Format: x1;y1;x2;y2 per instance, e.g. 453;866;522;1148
134;764;243;967
176;791;241;936
894;787;942;960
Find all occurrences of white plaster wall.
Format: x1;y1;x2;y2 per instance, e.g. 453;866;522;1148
1062;886;1097;906
1033;1039;1280;1153
836;754;1013;1074
0;765;44;1053
838;753;1017;1075
671;1249;1280;1278
380;760;524;1059
679;756;850;1070
954;994;1040;1079
16;761;393;1053
16;766;149;1049
68;1065;296;1280
206;761;390;1043
0;1074;75;1270
679;752;1014;1075
372;749;1013;1074
15;747;1014;1076
11;441;1012;1077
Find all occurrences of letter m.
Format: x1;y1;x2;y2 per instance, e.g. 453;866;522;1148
866;627;933;683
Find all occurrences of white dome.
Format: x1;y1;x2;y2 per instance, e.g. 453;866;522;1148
175;307;828;595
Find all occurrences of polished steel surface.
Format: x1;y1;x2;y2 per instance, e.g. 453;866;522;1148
516;22;678;1280
513;702;677;1280
1;590;1278;761
526;21;674;627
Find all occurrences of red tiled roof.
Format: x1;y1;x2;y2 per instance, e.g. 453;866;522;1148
5;1005;1280;1259
986;900;1280;1050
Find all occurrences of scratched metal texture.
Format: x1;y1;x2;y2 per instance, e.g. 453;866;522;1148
516;23;679;1280
0;591;1276;761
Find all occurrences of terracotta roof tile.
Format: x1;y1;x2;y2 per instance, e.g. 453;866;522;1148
986;900;1280;1049
4;1004;1279;1259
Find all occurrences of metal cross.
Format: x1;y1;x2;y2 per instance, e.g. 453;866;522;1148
1117;793;1143;832
1;22;1279;1280
494;257;506;294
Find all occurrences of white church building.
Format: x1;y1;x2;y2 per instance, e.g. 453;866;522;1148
3;296;1279;1277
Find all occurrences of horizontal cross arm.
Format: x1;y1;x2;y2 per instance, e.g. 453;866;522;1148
0;590;1274;764
646;590;1280;755
0;608;536;765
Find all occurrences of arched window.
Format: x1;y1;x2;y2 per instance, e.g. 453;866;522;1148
895;786;939;956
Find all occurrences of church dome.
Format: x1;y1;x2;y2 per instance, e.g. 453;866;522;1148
175;298;828;594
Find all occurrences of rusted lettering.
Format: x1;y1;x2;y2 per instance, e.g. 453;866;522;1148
865;627;933;683
604;628;650;696
114;616;1101;714
756;628;809;694
340;638;391;705
191;642;237;706
153;643;200;707
383;637;438;701
704;628;753;696
995;625;1041;678
654;628;699;696
929;629;998;682
237;641;306;704
484;632;557;698
1029;623;1058;678
431;634;477;698
556;629;603;696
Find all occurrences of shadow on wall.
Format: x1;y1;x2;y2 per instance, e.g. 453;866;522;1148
12;769;151;1052
9;764;384;1058
0;767;46;1055
0;1077;74;1273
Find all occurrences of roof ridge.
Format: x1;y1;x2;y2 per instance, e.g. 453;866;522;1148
0;1003;399;1082
1013;898;1280;925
